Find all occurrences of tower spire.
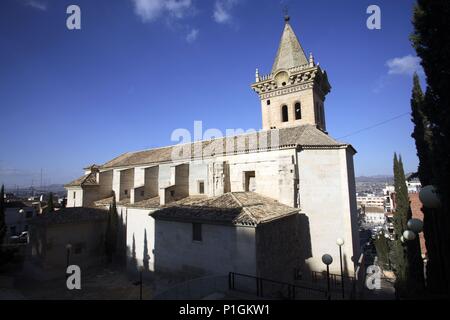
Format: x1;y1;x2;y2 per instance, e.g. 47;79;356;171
272;14;308;73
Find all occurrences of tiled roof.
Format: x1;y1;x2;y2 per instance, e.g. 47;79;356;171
93;196;114;207
65;172;98;188
151;192;299;226
30;207;107;226
100;125;348;169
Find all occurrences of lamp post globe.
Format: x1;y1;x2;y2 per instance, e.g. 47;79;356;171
336;238;345;246
407;219;423;234
403;230;416;241
419;185;441;209
19;209;25;214
400;236;405;243
66;243;72;250
322;254;333;265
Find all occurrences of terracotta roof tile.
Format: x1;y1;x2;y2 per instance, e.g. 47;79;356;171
100;125;347;169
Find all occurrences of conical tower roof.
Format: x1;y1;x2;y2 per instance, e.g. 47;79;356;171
272;17;308;73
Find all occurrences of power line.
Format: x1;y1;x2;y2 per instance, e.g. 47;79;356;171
337;112;410;140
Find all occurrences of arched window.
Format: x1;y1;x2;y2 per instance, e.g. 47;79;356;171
281;105;288;122
295;102;301;120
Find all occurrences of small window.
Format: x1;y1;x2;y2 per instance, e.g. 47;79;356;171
170;190;175;197
193;223;202;242
266;100;271;105
198;181;205;194
282;82;286;86
281;105;289;122
295;102;302;120
124;189;128;196
140;190;145;197
73;191;76;199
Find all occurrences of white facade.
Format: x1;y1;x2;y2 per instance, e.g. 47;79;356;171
4;203;36;238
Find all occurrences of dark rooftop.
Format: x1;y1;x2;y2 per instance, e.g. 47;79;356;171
30;207;107;226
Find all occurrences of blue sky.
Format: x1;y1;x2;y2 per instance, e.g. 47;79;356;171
0;0;423;187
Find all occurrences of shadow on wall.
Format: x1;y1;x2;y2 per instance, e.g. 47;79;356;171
127;233;138;275
153;206;244;280
256;213;313;285
143;229;149;272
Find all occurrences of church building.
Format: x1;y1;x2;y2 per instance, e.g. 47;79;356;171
65;16;360;283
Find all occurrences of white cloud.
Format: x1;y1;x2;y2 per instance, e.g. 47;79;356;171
131;0;192;22
213;0;238;24
386;55;422;76
22;0;47;11
186;28;199;43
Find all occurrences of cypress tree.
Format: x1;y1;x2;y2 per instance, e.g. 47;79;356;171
46;192;55;213
374;232;390;269
410;73;433;184
410;0;450;296
392;154;409;296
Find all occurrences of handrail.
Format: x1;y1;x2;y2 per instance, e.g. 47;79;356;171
229;272;327;300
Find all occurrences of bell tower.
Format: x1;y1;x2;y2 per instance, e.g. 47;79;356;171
251;15;331;131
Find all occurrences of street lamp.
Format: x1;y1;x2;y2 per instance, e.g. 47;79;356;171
133;266;144;300
403;230;416;241
407;218;423;234
322;254;333;300
419;185;441;209
336;238;345;299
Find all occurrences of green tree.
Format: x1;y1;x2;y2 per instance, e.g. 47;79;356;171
374;232;390;269
105;193;118;264
392;154;409;296
410;73;433;185
410;0;450;296
46;192;55;213
392;155;425;297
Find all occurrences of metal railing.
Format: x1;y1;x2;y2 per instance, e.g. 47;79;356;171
311;271;357;299
228;272;328;300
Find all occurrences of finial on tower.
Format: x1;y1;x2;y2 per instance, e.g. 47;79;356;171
255;68;260;82
283;6;290;23
309;52;315;67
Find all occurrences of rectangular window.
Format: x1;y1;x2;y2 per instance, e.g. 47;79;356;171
244;171;256;192
73;191;76;199
193;223;202;242
198;181;205;194
140;190;145;197
124;189;128;196
266;100;271;105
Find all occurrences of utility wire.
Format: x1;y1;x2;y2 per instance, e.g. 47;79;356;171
337;112;410;140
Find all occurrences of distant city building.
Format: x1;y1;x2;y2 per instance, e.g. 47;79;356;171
364;206;386;225
3;201;37;239
409;193;427;259
357;195;386;208
406;178;421;193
